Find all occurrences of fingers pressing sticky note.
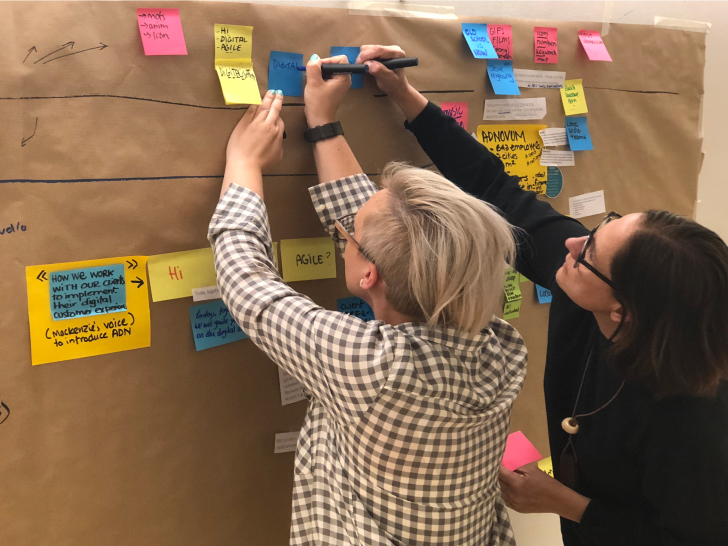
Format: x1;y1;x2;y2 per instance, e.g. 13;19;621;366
214;24;261;105
280;238;336;282
269;51;303;97
137;8;188;55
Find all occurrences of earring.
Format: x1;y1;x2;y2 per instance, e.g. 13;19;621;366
359;279;364;288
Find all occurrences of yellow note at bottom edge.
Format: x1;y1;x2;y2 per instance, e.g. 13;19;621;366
216;61;262;105
538;456;554;477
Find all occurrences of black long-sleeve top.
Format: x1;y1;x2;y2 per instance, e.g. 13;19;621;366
404;102;728;546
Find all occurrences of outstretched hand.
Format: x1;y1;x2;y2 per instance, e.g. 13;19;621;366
304;54;351;128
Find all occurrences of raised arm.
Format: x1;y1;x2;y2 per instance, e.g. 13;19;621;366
358;45;587;288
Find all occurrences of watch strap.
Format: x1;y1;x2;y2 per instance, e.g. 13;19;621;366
303;121;344;143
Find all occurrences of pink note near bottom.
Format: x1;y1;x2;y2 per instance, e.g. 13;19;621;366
502;431;543;471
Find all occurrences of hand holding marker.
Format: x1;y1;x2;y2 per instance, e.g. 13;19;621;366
297;57;419;79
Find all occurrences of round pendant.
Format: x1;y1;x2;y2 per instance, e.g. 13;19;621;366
561;417;579;434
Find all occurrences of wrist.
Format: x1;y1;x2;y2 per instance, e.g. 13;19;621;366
306;117;336;128
554;484;590;523
390;83;428;123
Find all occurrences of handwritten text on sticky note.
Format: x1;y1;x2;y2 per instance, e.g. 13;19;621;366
214;24;260;105
536;284;553;304
534;27;558;64
147;248;217;302
441;102;468;129
280;238;336;282
462;23;498;59
503;300;521;320
137;8;188;55
50;264;126;321
565;116;594;151
487;60;520;96
337;297;375;321
504;267;522;303
189;299;247;351
579;30;612;62
488;24;513;60
268;51;303;97
560;79;588;116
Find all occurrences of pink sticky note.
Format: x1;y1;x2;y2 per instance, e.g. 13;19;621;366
534;27;558;64
502;431;543;471
137;8;188;56
488;25;513;60
441;102;468;130
578;30;612;62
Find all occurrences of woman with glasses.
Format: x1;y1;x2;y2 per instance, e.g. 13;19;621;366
358;45;728;545
208;56;528;545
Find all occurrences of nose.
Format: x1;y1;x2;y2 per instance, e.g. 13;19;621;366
565;236;587;260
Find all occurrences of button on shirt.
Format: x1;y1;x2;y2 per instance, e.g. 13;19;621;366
208;173;528;545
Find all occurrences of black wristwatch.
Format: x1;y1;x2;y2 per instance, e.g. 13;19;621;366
303;121;344;143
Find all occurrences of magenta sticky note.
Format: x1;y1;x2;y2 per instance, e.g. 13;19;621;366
578;30;612;62
441;102;468;130
502;431;543;471
137;8;188;56
488;25;513;60
534;27;558;64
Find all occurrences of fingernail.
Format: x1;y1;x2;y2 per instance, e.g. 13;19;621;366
267;89;274;94
310;54;319;61
276;90;283;96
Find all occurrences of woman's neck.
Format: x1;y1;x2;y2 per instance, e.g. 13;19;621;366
594;310;621;341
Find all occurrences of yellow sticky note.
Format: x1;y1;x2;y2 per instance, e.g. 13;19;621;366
504;267;522;303
273;242;279;272
538;456;554;477
560;79;588;115
280;238;336;282
503;299;521;320
214;24;261;105
477;124;548;194
147;248;217;302
25;256;151;366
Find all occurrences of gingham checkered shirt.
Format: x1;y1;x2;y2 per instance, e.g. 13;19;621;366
208;173;527;546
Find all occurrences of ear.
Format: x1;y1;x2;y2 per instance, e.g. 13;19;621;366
609;302;628;324
360;262;380;291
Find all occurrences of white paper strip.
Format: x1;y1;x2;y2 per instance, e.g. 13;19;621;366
192;286;221;301
540;149;575;166
513;68;566;88
484;98;547;121
274;431;299;454
569;190;606;219
539;128;568;146
279;368;306;405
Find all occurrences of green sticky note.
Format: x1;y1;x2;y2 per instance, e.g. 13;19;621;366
504;267;522;303
519;272;531;283
503;300;521;320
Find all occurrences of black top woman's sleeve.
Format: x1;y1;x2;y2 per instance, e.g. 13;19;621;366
405;101;588;289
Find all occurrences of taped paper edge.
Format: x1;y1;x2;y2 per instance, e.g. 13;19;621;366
601;0;613;36
348;1;456;19
654;17;712;34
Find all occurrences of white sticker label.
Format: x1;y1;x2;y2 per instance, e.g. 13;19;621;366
513;68;566;88
279;368;306;406
569;190;606;219
540;149;575;166
484;98;547;120
192;286;221;302
274;431;299;454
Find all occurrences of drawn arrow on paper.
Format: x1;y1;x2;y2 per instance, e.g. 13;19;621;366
23;46;37;63
131;277;144;289
34;41;75;64
42;43;109;65
21;117;38;147
36;270;47;282
126;259;138;270
0;402;9;426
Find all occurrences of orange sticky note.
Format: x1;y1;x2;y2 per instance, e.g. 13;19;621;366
534;27;558;64
502;431;543;471
137;8;188;56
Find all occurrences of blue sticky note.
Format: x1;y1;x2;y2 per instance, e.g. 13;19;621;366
565;116;594;151
50;264;126;320
268;51;304;97
536;284;553;304
461;23;498;59
337;297;375;321
189;299;248;351
487;60;521;95
330;47;362;89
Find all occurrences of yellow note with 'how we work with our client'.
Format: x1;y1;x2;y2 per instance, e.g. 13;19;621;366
214;24;261;105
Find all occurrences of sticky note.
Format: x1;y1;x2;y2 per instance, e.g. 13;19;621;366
279;368;306;405
48;264;127;321
268;51;303;97
441;102;468;129
504;267;522;303
487;60;520;96
477;124;548;194
540;149;575;167
462;23;498;59
565;116;594;151
503;300;521;320
534;27;558;64
539;128;568;146
513;68;565;89
273;241;279;272
331;47;362;89
560;79;588;116
519;272;531;283
483;98;547;121
569;190;606;219
578;30;612;62
136;8;188;56
536;284;553;304
214;24;261;105
26;256;150;366
488;24;513;60
147;248;217;302
538;456;554;477
274;431;299;453
503;431;543;471
280;238;336;282
546;167;563;198
337;297;375;321
189;299;248;351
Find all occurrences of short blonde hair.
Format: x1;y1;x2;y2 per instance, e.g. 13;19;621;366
361;163;516;335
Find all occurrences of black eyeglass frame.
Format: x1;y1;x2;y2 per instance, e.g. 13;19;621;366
333;212;377;266
574;211;622;288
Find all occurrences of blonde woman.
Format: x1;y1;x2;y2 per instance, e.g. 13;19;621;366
208;56;527;546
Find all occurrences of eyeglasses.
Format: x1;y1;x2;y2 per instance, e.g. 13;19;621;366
333;212;377;266
574;211;622;288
